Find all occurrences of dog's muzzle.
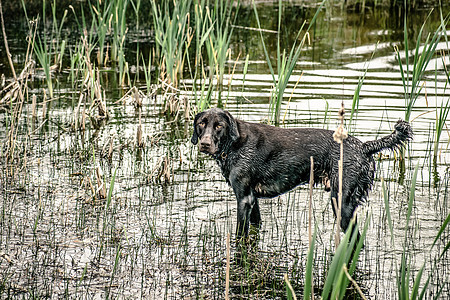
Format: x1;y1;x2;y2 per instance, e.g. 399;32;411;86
199;135;217;155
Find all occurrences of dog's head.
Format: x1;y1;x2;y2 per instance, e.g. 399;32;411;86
191;108;240;156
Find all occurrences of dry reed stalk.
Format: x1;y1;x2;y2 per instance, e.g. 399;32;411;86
87;176;94;193
31;94;37;119
134;86;142;108
81;32;108;128
1;0;30;162
108;136;114;160
149;155;173;183
42;90;47;119
95;68;107;118
284;274;297;300
343;265;367;300
332;102;348;249
81;97;86;131
164;156;172;182
137;110;144;148
95;166;107;199
74;93;84;130
0;60;35;104
183;95;190;120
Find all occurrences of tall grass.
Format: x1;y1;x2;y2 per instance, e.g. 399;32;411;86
395;9;448;123
205;0;239;106
90;0;130;86
190;0;214;111
152;0;192;89
253;0;326;125
141;51;153;97
434;98;449;162
292;217;368;300
188;0;239;112
433;43;450;164
89;0;113;66
392;162;450;299
27;0;68;99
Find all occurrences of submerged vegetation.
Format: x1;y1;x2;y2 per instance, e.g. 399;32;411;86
0;0;449;298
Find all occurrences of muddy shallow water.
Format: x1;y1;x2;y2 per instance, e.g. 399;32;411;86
0;1;449;299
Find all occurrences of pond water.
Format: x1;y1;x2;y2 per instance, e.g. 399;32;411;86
0;1;449;299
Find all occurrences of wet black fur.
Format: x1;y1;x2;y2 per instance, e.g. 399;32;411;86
191;108;413;240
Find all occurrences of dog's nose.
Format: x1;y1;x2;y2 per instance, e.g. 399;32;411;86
200;140;211;148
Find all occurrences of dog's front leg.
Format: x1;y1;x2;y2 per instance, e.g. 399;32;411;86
230;173;255;239
236;191;256;239
250;198;261;227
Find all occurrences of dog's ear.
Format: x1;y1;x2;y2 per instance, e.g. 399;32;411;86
191;111;204;145
223;110;240;142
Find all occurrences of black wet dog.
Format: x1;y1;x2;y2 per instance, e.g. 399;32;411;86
191;108;412;240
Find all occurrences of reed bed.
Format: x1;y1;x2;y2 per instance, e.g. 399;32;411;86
0;0;449;299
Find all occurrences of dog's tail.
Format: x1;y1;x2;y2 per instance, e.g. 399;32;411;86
362;120;413;156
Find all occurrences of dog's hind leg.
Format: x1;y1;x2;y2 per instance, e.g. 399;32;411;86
330;188;362;244
340;191;363;248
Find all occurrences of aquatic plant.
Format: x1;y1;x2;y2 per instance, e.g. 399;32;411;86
395;162;450;299
89;0;113;66
241;54;250;95
141;51;153;97
29;0;67;99
33;33;54;98
152;0;192;89
204;0;240;106
190;0;214;111
90;0;130;86
395;10;447;123
253;0;326;125
434;98;449;163
291;216;368;299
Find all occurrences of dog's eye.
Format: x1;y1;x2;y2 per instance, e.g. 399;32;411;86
199;121;206;127
216;124;223;130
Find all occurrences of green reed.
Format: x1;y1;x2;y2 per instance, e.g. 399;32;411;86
394;162;450;299
152;0;192;89
204;0;239;106
190;0;214;111
434;98;449;161
141;52;153;97
113;0;130;87
89;0;113;66
295;216;368;300
253;0;326;125
26;0;68;99
193;62;213;112
302;225;317;300
241;54;250;95
33;30;53;98
381;178;395;244
397;162;422;299
434;32;450;164
395;9;447;123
